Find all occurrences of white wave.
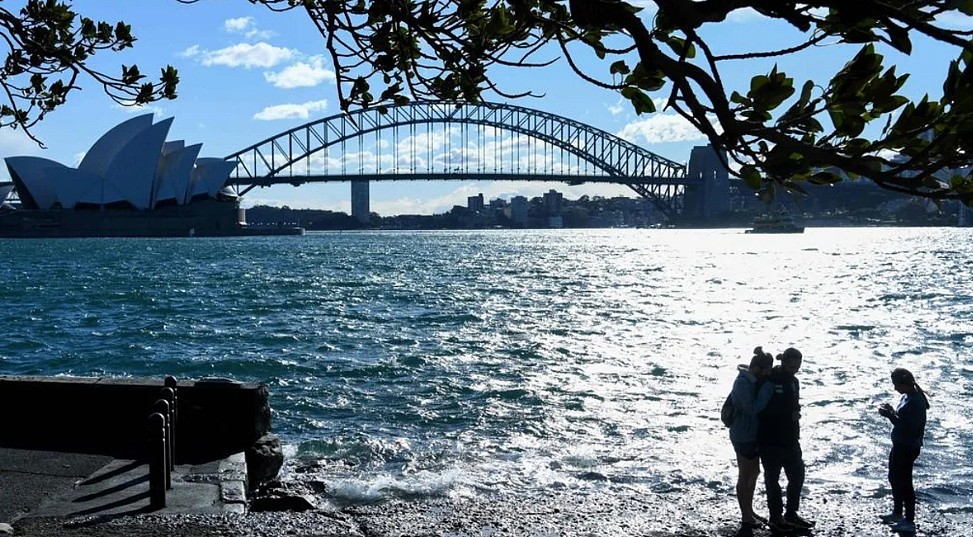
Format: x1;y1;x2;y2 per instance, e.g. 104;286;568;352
327;468;464;501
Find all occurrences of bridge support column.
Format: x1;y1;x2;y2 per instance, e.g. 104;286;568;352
682;144;730;222
351;180;370;225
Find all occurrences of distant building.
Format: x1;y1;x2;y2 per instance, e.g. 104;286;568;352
468;193;484;213
507;196;528;227
489;197;507;210
960;202;972;227
5;114;234;211
351;180;369;224
543;189;563;216
0;114;294;237
590;209;626;228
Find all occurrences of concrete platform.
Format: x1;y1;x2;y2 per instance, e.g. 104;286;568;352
0;448;248;524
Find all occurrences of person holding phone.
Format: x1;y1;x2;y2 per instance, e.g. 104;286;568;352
878;367;930;534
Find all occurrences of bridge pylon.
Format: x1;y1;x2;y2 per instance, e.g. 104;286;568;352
681;145;730;222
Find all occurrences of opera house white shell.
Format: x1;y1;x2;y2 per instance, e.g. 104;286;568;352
4;114;235;211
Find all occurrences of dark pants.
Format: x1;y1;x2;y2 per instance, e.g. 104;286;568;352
760;443;805;518
889;444;921;522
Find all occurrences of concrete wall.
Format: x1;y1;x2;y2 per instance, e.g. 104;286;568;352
0;375;271;463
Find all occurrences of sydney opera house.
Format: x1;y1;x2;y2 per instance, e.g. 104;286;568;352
0;115;300;237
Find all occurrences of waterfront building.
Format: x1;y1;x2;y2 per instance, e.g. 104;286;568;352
1;114;301;237
507;196;529;227
468;193;485;213
543;189;563;216
6;115;235;211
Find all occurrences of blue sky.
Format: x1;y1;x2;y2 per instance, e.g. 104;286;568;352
0;1;964;215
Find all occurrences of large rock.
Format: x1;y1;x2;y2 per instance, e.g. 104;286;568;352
246;433;284;491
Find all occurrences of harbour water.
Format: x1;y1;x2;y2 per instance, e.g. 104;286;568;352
1;228;971;528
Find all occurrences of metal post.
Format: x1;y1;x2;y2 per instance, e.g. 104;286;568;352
161;386;176;470
147;412;167;509
153;399;171;490
164;376;178;465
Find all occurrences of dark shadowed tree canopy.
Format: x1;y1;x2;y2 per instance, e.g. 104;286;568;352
6;0;973;203
0;0;178;146
228;0;973;204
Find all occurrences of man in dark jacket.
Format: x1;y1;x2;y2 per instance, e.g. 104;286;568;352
757;347;815;532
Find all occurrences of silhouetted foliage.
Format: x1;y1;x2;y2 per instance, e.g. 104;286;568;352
223;0;973;204
8;1;973;203
0;1;178;146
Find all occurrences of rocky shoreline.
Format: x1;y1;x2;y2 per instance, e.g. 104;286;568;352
11;486;971;537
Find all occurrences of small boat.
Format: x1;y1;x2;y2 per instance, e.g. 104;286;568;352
745;209;804;234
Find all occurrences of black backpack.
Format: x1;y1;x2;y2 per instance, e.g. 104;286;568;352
720;392;735;427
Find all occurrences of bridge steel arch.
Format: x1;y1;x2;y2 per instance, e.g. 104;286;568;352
224;101;695;219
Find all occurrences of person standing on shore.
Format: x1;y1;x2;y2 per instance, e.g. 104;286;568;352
878;367;929;534
757;347;815;532
728;347;775;532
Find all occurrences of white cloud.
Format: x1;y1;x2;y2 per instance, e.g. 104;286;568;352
197;42;296;69
224;16;274;40
371;195;447;216
180;45;201;58
616;113;709;144
113;103;164;117
223;17;254;34
264;56;336;88
607;100;625;116
253;100;329;120
725;8;765;23
225;17;253;33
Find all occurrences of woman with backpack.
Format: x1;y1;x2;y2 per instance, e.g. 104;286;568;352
728;347;775;531
878;367;930;534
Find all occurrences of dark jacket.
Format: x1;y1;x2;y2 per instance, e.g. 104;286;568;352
729;365;774;444
757;366;801;447
889;392;927;449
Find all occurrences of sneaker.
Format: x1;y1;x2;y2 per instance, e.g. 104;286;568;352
880;512;904;524
784;512;816;529
735;524;755;537
890;519;916;533
736;525;755;537
768;518;794;533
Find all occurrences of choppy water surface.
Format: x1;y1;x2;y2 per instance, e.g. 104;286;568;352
1;228;971;515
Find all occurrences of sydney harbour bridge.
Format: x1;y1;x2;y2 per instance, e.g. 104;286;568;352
223;101;732;222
